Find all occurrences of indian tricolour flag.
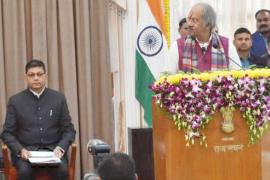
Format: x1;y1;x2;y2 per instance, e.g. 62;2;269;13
135;0;170;126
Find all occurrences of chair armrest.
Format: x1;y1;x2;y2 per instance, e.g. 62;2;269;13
68;143;77;180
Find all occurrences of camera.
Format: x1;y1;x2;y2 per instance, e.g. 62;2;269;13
87;139;110;169
84;139;110;180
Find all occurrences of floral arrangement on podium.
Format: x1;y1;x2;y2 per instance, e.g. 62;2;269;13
151;69;270;146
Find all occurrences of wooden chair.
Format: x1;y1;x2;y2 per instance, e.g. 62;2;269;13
2;144;77;180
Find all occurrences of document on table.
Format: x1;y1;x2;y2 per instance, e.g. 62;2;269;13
28;151;61;164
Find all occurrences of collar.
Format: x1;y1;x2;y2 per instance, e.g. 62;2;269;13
196;33;213;50
29;87;46;98
240;57;250;61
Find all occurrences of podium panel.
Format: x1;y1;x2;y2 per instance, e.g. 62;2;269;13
152;103;270;180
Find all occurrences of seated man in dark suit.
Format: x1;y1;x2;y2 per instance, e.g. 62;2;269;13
1;59;76;180
97;152;138;180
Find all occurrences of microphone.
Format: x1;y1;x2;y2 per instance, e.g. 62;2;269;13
212;43;242;68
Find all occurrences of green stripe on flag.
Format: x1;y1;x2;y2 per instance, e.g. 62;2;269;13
135;50;155;127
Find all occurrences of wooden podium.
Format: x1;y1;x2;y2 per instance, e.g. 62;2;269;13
152;103;270;180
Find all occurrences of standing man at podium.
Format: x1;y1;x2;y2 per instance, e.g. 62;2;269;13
1;59;76;180
167;3;241;73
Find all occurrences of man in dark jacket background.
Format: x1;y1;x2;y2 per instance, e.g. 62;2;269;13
250;9;270;59
251;33;270;68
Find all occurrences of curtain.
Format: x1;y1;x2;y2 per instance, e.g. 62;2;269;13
0;0;116;178
107;1;127;152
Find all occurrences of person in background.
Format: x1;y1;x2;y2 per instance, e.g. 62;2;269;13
251;33;270;68
97;152;138;180
1;59;76;180
233;27;253;69
250;9;270;59
167;3;241;74
164;18;190;75
178;17;189;39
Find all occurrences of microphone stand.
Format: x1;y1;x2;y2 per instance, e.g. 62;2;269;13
212;44;242;68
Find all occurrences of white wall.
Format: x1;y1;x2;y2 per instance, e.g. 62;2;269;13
112;0;126;9
170;0;270;43
122;0;141;129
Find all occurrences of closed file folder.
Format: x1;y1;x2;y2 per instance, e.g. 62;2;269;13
28;151;61;164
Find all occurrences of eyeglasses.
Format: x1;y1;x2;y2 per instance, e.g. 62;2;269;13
27;72;45;78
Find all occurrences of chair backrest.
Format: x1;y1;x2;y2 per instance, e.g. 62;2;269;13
2;144;77;180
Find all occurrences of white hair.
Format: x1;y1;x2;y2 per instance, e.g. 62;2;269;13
194;3;216;30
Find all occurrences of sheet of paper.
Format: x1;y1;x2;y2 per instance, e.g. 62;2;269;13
28;151;61;164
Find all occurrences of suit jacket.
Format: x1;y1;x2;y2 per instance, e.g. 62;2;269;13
250;52;270;68
1;88;76;156
251;31;268;59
